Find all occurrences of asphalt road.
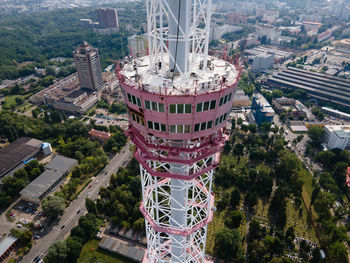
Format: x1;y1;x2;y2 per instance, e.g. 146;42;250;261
21;142;132;263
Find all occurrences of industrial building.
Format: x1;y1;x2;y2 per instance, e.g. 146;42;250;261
0;137;43;179
0;236;18;262
324;125;350;150
251;93;275;126
245;46;293;63
73;41;103;92
20;155;78;203
321;107;350;121
252;53;275;72
267;67;350;108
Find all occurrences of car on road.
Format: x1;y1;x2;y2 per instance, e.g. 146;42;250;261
95;180;99;184
33;256;40;262
77;210;81;214
88;184;92;188
17;224;22;228
61;225;65;229
34;235;40;239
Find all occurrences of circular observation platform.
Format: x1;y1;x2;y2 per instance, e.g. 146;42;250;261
118;55;241;141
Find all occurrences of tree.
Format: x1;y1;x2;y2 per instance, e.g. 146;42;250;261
248;219;262;241
225;211;243;229
230;188;241;208
260;122;271;132
248;124;257;134
269;188;287;229
308;126;324;145
85;198;97;215
214;228;243;261
45;241;67;263
42;196;65;220
316;151;335;169
245;191;258;209
328;242;349;263
65;237;82;261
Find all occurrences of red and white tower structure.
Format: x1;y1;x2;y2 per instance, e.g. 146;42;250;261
118;0;241;262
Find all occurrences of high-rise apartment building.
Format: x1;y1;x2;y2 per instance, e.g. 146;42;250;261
97;8;119;29
73;41;103;92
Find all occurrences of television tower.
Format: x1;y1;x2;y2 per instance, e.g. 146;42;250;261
118;0;241;262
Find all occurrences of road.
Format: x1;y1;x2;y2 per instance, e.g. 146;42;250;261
21;142;132;263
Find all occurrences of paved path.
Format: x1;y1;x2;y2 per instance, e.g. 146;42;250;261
20;143;132;263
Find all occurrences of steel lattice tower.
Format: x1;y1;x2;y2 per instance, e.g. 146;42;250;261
118;0;241;262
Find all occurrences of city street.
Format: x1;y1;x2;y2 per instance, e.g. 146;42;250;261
20;142;132;263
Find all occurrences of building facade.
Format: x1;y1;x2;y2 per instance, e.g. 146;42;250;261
252;53;275;72
324;125;350;150
97;8;119;29
251;93;275;126
73;41;103;92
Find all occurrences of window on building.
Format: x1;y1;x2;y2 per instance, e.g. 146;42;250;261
219;93;233;107
169;124;191;133
148;121;166;132
197;100;217;112
127;93;142;107
145;100;165;112
169;104;192;114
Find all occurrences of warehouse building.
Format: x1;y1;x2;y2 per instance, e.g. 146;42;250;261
267;67;350;108
0;137;43;179
0;236;18;262
20;155;78;204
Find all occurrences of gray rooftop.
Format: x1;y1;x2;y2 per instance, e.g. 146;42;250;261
0;137;43;177
0;236;17;257
335;130;350;138
44;154;78;174
99;237;145;262
20;155;78;201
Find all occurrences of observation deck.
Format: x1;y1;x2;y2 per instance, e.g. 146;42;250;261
119;54;239;96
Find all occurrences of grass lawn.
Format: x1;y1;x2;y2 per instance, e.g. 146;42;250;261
8;258;16;263
2;95;22;109
77;239;133;263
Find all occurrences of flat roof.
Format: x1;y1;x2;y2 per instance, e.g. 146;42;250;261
321;107;350;118
0;236;17;257
268;68;350;107
334;129;350;138
65;90;86;99
0;137;43;177
44;154;78;174
20;170;64;201
20;155;78;201
99;237;145;262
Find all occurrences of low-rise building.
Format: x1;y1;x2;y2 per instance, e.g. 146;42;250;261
0;236;18;262
232;90;250;108
324;125;350;150
88;129;112;142
0;137;43;179
20;155;78;204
